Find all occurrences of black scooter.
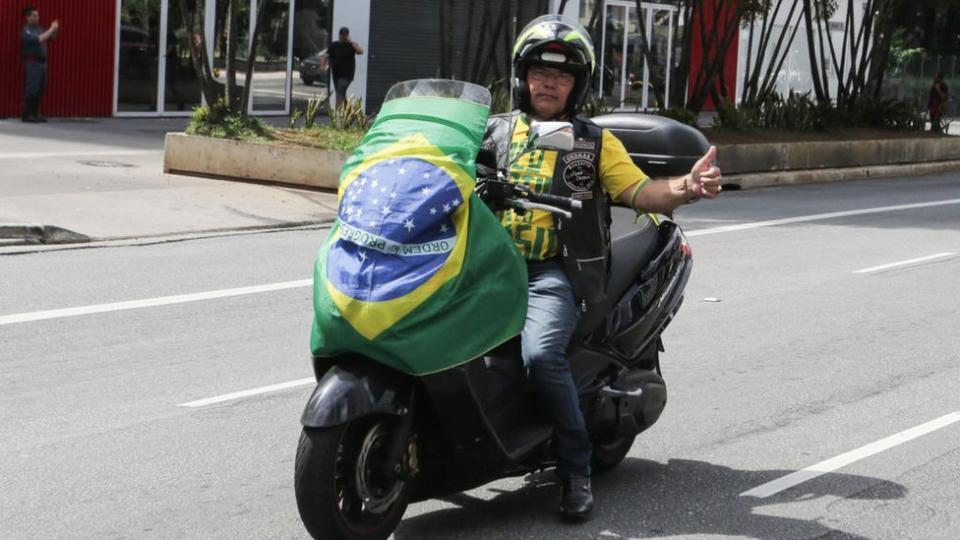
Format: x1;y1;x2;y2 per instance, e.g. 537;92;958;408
295;113;707;540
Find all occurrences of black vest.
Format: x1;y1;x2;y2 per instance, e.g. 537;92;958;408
481;112;611;307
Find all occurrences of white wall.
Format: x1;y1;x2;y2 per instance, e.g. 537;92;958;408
332;0;371;109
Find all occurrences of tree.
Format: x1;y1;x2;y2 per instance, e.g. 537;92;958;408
684;0;773;113
738;0;806;106
180;0;267;116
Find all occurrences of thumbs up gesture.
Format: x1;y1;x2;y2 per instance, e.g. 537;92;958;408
687;146;722;201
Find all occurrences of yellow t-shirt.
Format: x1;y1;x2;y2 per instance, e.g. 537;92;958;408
500;115;650;261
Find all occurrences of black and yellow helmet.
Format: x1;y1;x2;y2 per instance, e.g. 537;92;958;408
512;14;597;117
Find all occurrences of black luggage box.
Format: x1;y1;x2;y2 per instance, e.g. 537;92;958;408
590;113;710;178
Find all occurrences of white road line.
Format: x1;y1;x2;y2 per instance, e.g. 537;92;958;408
0;279;312;327
5;198;960;327
178;377;316;407
853;252;956;274
0;150;159;160
686;198;960;237
741;411;960;498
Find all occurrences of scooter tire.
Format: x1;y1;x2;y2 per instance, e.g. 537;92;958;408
295;422;408;540
591;434;637;474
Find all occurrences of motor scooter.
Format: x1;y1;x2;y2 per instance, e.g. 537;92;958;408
294;79;709;540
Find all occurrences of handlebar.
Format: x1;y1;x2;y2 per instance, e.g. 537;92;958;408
526;192;583;211
475;175;582;218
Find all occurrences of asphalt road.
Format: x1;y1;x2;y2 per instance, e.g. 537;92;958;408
1;173;959;539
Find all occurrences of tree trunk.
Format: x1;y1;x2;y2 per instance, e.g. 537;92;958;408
241;0;267;116
225;0;239;111
179;0;219;107
755;2;804;103
688;0;741;113
460;0;477;80
632;1;665;109
802;0;827;102
470;0;492;82
439;0;452;78
671;4;693;109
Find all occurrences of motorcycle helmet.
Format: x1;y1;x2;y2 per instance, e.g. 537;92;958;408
512;14;597;117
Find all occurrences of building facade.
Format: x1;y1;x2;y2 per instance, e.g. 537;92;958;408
6;0;806;119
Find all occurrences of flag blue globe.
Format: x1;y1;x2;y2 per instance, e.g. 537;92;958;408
327;157;462;302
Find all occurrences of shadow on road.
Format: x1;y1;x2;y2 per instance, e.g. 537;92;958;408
394;457;907;539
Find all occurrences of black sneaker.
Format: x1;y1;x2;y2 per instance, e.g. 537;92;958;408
559;474;593;520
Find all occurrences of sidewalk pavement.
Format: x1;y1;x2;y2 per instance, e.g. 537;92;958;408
0;117;339;248
2;115;958;249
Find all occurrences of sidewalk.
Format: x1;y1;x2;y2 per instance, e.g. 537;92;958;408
0;117;338;248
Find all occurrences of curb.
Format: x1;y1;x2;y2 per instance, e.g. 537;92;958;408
723;160;960;190
0;224;91;245
0;219;334;255
164;133;348;190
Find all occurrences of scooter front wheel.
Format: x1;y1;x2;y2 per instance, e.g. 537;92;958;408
295;419;409;540
592;434;637;473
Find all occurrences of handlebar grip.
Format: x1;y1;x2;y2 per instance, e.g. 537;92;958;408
526;192;582;210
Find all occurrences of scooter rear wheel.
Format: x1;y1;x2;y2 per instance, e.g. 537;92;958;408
592;434;636;473
295;419;408;540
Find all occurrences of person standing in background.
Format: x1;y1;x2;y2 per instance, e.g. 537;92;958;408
327;26;363;109
21;6;59;123
928;73;949;134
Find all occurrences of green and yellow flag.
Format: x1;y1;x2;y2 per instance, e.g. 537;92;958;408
310;82;528;375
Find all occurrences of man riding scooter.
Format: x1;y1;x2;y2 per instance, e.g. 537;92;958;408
480;14;723;519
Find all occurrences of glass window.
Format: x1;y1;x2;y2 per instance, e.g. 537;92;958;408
118;0;162;112
292;0;331;113
251;0;292;112
164;0;203;112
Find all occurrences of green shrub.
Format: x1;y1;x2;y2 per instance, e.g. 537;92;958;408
304;96;325;129
488;81;511;115
656;107;699;126
186;99;270;140
713;92;923;133
583;94;612;118
329;97;372;130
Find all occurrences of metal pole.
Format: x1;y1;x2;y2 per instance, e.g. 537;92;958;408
509;11;517;112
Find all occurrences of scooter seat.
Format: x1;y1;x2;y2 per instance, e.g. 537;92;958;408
574;206;660;338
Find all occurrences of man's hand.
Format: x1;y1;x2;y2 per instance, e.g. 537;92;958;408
51;20;60;31
687;146;721;201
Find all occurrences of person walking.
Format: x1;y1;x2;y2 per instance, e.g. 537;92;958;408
20;6;59;123
928;73;949;133
327;26;363;109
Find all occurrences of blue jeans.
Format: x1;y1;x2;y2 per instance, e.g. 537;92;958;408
522;260;592;477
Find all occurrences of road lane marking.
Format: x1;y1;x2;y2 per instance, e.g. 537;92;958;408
178;377;315;407
0;150;159;160
853;252;956;274
741;411;960;498
686;198;960;237
0;279;312;326
5;198;960;326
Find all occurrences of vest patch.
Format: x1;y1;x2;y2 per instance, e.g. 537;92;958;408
561;151;597;192
574;139;596;150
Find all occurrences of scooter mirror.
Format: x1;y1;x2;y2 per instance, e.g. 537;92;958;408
529;121;575;152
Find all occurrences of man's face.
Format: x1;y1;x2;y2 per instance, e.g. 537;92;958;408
340;31;349;42
25;11;40;26
527;65;575;120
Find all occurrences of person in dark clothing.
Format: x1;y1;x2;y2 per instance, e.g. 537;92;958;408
481;15;722;520
928;73;949;133
326;26;363;109
20;6;59;123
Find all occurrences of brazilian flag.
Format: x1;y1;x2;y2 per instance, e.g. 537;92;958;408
310;81;528;375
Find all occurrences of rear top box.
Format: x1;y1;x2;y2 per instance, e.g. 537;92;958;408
590;113;710;178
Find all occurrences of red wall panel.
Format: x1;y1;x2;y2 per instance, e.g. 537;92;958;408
688;0;740;112
1;0;116;118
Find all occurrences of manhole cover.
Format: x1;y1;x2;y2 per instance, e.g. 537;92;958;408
77;160;138;168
